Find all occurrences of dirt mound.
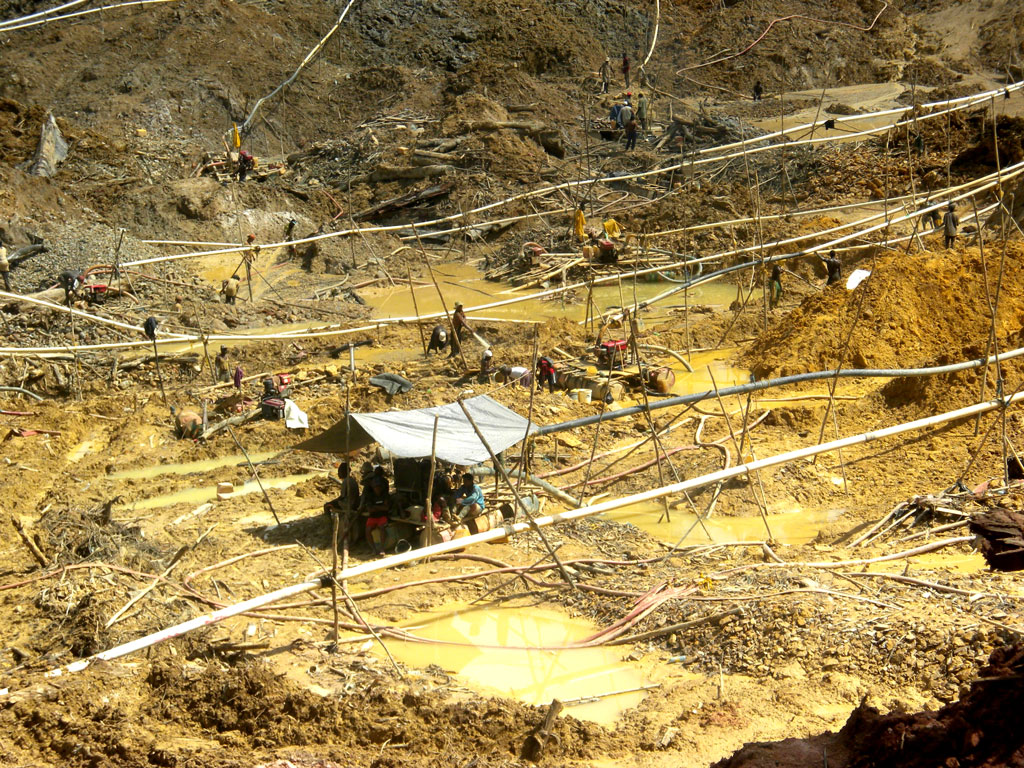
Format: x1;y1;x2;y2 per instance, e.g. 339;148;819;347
1;659;625;767
743;245;1024;379
713;642;1024;768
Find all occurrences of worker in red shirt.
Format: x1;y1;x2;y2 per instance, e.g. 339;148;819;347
537;356;558;393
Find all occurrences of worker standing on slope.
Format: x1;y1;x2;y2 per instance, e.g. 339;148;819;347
573;205;586;241
449;302;473;359
769;263;783;309
753;81;763;102
943;202;959;249
0;244;10;291
622;53;631;88
618;99;634;151
636;91;650;133
214;346;231;382
819;250;842;286
599;57;611;94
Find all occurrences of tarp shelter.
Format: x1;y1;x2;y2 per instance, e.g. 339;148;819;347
294;395;537;466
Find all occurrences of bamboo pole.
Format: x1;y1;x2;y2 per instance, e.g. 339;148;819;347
425;414;439;546
708;367;771;539
414;226;469;371
226;427;282;526
330;509;340;644
149;335;167;405
515;326;540;497
406;262;428;356
625;310;676;522
455;396;577;591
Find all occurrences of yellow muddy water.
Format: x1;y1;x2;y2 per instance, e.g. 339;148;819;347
107;451;279;479
113;471;323;512
366;263;738;323
368;601;653;725
610;503;841;547
668;349;749;395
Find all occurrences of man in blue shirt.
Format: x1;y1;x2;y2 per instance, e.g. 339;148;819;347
453;472;485;521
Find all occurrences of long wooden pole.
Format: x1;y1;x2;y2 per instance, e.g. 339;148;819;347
424;415;439;546
406;262;428;356
150;336;167;405
413;225;470;371
455;396;578;591
515;326;540;497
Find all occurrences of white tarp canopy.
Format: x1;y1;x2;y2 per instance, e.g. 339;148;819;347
294;395;536;466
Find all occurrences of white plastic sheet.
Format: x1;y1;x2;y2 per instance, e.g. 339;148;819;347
295;395;535;466
283;399;308;429
846;268;871;290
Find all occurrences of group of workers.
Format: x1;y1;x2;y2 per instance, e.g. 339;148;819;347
323;461;487;556
599;53;637;94
597;52;650;152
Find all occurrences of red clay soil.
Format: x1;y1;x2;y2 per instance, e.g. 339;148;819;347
714;642;1024;768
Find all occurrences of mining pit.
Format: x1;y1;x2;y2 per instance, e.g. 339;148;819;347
1;0;1024;766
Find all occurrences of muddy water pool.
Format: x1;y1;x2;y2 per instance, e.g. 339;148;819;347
366;600;656;725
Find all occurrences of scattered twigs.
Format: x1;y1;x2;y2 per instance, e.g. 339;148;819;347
105;545;188;628
9;514;48;567
840;571;989;599
607;606;743;645
561;683;662;706
713;536;976;577
184;545;299;588
708;367;772;538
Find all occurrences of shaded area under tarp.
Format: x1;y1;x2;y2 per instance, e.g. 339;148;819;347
294;395;537;466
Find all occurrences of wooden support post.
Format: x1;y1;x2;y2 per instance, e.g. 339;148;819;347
456;397;577;591
330;510;340;644
414;226;470;371
406;262;428;357
707;367;772;540
625;310;676;523
150;336;167;405
515;326;540;497
523;699;564;762
424;414;439;546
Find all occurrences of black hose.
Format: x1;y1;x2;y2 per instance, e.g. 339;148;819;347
537;348;1024;435
0;386;44;401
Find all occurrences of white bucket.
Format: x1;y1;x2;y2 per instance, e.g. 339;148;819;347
577;389;593;404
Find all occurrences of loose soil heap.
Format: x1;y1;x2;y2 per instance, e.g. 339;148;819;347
714;643;1024;768
744;244;1024;379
